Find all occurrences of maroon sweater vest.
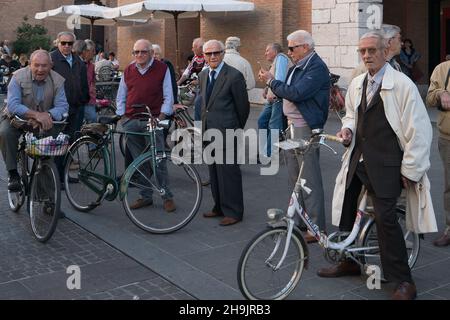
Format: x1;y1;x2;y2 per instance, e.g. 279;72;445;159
124;60;168;117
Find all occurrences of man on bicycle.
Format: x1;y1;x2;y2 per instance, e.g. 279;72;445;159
0;49;69;191
116;39;175;212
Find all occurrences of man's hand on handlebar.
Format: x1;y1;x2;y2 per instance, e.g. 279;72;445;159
34;111;53;131
337;127;352;147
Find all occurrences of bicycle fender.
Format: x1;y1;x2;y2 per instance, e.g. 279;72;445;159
266;222;310;270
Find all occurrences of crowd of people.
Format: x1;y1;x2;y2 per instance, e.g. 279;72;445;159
0;22;449;301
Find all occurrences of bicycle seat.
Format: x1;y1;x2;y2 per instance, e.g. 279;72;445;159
97;115;121;125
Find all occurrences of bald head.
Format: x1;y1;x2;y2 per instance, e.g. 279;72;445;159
30;49;52;81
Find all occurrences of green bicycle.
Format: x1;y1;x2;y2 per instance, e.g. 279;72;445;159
63;105;202;234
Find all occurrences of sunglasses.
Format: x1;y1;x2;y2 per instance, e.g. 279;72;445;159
204;51;223;57
288;44;304;51
60;41;74;46
132;50;149;55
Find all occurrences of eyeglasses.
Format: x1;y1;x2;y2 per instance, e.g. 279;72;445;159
60;41;74;46
204;51;223;57
288;44;304;51
132;50;150;56
357;48;379;55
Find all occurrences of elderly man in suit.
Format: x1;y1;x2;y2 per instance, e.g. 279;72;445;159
199;40;250;226
321;31;434;300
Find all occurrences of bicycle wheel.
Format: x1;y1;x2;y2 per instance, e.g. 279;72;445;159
64;136;110;212
8;149;27;212
28;159;60;242
123;154;202;234
238;227;307;300
361;208;420;271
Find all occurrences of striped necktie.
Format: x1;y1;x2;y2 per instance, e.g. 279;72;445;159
366;79;377;106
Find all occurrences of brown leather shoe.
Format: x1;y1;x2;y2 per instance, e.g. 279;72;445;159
163;199;176;212
219;216;241;226
130;198;153;210
317;260;361;278
433;232;450;247
392;282;417;300
203;211;224;218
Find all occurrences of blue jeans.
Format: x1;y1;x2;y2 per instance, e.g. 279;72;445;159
257;99;284;157
84;104;97;124
122;118;172;201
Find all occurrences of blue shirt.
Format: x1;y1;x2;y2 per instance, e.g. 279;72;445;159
116;58;174;116
274;54;289;81
7;76;69;121
208;61;225;80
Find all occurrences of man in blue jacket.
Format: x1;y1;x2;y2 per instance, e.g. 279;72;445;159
259;30;330;243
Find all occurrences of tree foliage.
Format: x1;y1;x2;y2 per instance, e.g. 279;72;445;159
13;16;51;56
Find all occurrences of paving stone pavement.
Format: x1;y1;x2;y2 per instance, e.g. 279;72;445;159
0;162;194;300
1;91;449;300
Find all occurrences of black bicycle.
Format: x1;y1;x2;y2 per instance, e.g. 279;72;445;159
7;116;69;242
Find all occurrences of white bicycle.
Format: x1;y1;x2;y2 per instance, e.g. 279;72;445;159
237;133;420;300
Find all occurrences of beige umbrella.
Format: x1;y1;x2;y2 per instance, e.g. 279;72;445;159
118;0;255;70
35;2;148;40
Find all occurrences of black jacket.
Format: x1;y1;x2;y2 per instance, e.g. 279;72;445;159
50;49;89;113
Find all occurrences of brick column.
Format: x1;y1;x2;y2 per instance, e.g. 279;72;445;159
312;0;383;86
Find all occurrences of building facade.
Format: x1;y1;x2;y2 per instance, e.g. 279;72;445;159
0;0;447;92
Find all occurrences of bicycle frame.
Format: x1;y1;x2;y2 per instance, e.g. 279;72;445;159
72;116;167;203
267;133;377;270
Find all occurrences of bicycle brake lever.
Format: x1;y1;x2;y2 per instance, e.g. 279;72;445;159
319;136;338;155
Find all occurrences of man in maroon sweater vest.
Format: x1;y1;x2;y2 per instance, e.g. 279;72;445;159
116;39;175;211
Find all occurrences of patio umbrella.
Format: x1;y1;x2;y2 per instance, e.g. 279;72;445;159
35;3;148;40
118;0;255;70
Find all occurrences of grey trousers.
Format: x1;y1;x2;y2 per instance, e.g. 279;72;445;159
285;125;325;230
0;117;22;171
439;137;450;232
122;118;172;201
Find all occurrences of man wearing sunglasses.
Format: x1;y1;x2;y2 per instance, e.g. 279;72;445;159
116;39;175;212
259;30;330;242
199;40;250;226
50;32;89;192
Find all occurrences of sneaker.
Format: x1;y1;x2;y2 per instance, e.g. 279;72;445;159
163;199;176;212
8;171;21;192
129;198;153;210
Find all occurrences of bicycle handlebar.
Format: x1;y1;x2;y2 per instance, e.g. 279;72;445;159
321;134;344;144
14;115;68;125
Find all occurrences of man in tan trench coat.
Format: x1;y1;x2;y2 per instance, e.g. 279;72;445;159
318;31;436;300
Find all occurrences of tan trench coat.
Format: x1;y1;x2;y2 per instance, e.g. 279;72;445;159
332;64;437;233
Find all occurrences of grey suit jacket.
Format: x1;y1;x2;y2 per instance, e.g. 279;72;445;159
199;63;250;134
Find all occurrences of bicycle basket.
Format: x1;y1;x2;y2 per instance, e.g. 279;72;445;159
25;132;70;156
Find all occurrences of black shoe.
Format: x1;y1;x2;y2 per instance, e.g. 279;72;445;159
59;210;66;219
8;172;21;192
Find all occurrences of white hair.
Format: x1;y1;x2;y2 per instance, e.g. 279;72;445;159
380;24;401;40
152;44;161;52
203;40;225;52
225;36;240;50
56;31;76;42
360;31;387;48
84;39;95;51
134;39;152;51
287;30;315;49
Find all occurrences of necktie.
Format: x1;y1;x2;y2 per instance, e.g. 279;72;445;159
205;70;216;105
366;79;377;106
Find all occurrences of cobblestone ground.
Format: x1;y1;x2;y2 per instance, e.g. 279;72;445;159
0;173;194;300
